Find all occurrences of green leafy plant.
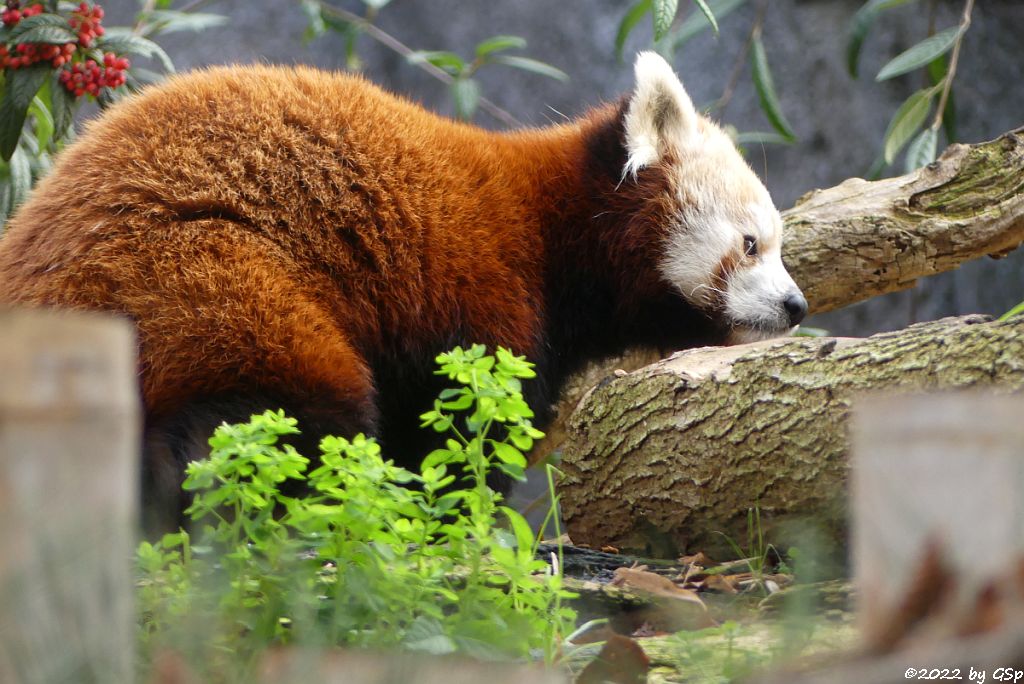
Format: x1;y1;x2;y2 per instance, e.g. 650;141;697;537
849;0;974;175
408;36;568;121
0;0;223;229
137;345;575;677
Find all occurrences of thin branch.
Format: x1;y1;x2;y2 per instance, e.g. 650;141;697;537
713;0;766;117
931;0;974;131
316;2;523;129
132;0;157;33
177;0;218;13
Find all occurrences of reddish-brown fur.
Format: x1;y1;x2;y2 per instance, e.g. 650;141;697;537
0;65;725;523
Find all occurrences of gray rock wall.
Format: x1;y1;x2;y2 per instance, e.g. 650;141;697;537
98;0;1024;335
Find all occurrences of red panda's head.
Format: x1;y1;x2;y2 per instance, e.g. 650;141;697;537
619;52;806;344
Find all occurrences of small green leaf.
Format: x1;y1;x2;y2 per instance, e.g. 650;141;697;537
750;35;796;142
876;26;958;81
362;0;393;8
474;35;527;59
652;0;679;41
692;0;719;35
408;50;466;76
491;442;526;468
0;65;51;161
451;78;480;121
616;0;652;62
882;87;936;164
847;0;921;78
904;125;937;173
489;55;569;82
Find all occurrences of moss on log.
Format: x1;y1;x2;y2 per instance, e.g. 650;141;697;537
784;127;1024;314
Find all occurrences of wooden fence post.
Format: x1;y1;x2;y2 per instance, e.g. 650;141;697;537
0;308;140;683
851;392;1024;647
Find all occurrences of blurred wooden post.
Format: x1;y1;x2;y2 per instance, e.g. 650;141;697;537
851;393;1024;645
0;309;140;683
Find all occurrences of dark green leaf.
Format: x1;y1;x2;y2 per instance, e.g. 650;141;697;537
8;13;72;41
883;87;936;164
10;25;78;45
97;33;175;72
474;35;526;58
750;35;796;142
451;78;479;121
489;55;569;81
692;0;719;35
847;0;920;78
652;0;679;41
0;65;51;161
616;0;652;62
904;125;937;173
0;145;32;229
876;26;958;81
47;69;76;140
668;0;745;50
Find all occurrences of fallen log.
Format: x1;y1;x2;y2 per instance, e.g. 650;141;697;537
558;314;1024;552
784;127;1024;314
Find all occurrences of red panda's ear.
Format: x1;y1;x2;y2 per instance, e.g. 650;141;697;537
622;52;698;177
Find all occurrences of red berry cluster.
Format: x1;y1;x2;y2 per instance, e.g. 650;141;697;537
0;41;76;69
0;2;130;99
0;2;76;70
1;2;42;27
58;53;129;97
68;1;104;48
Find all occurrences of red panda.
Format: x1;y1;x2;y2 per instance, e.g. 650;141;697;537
0;52;805;525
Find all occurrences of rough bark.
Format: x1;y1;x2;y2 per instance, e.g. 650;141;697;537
559;314;1024;552
784;127;1024;314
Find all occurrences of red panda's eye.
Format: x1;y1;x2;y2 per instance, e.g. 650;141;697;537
743;235;758;257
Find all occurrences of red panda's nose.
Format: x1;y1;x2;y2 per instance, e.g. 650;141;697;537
784;292;808;326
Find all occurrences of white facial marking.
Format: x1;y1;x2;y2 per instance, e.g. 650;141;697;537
723;204;801;339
